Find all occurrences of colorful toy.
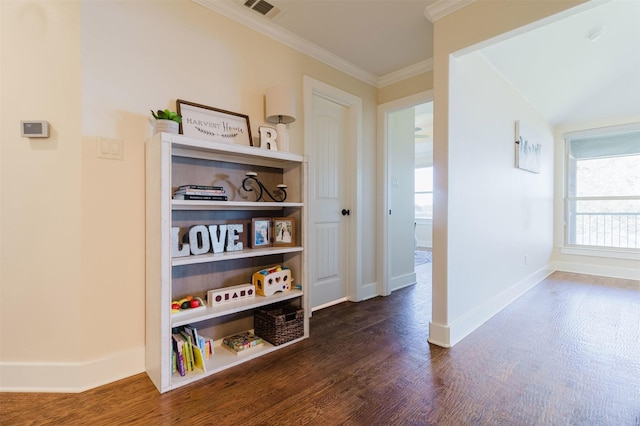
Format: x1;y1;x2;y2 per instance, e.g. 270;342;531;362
222;331;263;354
207;283;255;306
171;295;206;315
252;265;292;296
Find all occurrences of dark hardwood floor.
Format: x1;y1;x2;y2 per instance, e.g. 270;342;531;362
1;270;639;425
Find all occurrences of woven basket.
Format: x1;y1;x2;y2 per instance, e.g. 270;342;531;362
254;305;304;346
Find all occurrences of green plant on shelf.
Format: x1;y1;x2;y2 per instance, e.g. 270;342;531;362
151;109;182;123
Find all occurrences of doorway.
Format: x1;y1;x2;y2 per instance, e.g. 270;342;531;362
414;101;434;253
377;91;433;297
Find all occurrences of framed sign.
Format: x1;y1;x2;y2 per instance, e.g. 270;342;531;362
514;120;541;174
251;218;272;248
177;99;252;146
273;217;295;247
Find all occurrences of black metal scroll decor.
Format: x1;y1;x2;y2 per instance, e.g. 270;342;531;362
241;172;287;202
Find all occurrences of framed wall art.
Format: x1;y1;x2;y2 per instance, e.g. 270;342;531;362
177;99;252;146
273;217;295;247
251;218;272;248
514;120;541;174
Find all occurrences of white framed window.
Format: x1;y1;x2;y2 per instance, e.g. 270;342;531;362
415;167;433;220
564;123;640;253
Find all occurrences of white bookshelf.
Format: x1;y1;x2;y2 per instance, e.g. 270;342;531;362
172;200;304;211
169;336;305;390
171;247;303;267
145;132;308;393
170;289;303;327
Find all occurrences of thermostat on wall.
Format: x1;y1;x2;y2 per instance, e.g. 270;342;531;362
21;121;49;138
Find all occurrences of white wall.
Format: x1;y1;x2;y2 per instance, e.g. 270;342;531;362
431;50;555;346
429;0;588;348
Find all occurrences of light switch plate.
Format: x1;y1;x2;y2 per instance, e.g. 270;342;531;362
97;137;123;160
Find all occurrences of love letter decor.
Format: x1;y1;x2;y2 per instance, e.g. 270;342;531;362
258;126;278;151
171;223;245;258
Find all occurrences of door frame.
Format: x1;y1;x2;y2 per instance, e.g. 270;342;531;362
303;76;364;306
377;90;433;296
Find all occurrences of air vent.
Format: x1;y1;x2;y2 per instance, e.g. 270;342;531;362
242;0;282;19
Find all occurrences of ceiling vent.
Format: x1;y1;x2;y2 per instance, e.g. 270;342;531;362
241;0;282;20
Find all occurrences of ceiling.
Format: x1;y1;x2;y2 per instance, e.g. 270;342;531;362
194;0;435;85
196;0;640;127
479;0;640;126
258;0;434;78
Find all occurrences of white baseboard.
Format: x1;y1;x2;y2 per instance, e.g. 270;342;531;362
428;267;552;348
312;280;381;315
552;261;640;281
358;280;380;301
391;272;417;293
0;346;145;393
311;297;348;313
428;321;452;348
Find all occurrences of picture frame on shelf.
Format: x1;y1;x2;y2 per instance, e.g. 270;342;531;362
273;217;295;247
177;99;252;146
252;218;272;248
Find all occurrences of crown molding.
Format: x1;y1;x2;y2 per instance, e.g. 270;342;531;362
423;0;476;22
193;0;379;86
378;58;434;88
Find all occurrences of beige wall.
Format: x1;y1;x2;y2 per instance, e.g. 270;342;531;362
378;71;433;105
1;0;83;365
1;0;381;391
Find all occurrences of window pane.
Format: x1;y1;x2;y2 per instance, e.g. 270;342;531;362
415;193;433;219
415;167;433;193
565;126;640;250
568;199;640;248
574;155;640;197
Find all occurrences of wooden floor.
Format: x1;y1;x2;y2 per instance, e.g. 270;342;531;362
2;270;639;425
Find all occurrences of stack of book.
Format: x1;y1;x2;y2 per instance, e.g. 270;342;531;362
173;185;228;201
172;325;215;376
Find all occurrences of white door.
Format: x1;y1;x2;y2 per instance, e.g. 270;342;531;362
377;91;432;296
388;107;417;292
308;94;349;310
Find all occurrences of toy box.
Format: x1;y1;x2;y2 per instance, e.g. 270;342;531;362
252;265;292;296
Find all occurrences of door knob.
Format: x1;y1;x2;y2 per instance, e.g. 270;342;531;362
341;209;350;216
